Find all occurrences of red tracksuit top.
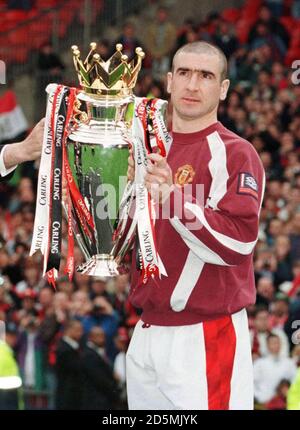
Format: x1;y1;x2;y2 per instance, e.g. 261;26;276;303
129;121;265;326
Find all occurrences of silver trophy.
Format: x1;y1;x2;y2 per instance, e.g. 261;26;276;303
65;43;144;276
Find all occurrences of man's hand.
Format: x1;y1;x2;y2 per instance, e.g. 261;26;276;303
127;147;135;182
93;296;113;316
145;153;174;204
3;118;45;169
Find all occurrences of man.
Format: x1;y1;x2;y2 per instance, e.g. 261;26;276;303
81;327;119;410
55;319;83;410
126;41;265;410
0;118;44;180
0;323;21;410
254;334;296;406
250;306;289;359
146;6;177;79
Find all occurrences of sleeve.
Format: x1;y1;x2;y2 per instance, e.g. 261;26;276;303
0;145;17;180
167;145;266;266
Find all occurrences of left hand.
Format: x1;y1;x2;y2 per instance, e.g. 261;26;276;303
3;118;45;170
21;118;45;162
144;153;174;204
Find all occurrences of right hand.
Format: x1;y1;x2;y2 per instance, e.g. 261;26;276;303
127;147;135;182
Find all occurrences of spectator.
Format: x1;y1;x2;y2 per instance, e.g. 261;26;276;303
254;334;297;405
175;18;198;50
250;307;290;359
256;276;276;306
269;296;289;330
81;326;119;410
35;43;65;121
248;5;290;51
292;0;300;18
113;328;129;385
111;22;143;60
213;19;238;58
266;379;291;410
82;296;120;362
110;274;130;327
0;323;21;410
146;6;176;79
55;320;83;410
287;367;300;410
16;315;47;409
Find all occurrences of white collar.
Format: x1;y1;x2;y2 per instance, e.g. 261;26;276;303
87;341;105;357
63;336;79;350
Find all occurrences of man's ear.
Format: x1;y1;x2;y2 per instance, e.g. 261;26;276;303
167;72;173;94
220;79;230;101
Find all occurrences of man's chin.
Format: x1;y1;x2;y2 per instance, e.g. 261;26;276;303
177;109;204;121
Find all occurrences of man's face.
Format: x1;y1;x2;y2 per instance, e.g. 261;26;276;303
167;52;229;126
91;329;106;347
69;323;83;342
255;311;269;332
267;336;281;356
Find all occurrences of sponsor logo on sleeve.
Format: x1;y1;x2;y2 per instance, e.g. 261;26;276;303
237;172;258;199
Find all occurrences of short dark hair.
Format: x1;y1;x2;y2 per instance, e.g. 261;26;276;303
267;333;280;342
64;319;82;333
172;41;228;81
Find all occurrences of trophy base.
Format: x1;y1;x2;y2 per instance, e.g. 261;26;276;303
77;254;119;277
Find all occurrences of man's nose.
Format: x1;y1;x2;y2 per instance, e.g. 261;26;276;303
186;72;200;91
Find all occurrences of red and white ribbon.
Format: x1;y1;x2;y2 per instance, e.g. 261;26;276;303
131;97;169;283
30;83;63;269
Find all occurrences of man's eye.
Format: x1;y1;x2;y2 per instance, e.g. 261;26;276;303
203;73;212;79
178;70;188;76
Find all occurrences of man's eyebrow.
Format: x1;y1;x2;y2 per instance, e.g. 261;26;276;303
176;67;216;77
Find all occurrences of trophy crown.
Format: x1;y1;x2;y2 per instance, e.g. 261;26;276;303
71;42;145;97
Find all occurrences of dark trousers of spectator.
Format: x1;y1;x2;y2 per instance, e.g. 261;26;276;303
0;389;19;410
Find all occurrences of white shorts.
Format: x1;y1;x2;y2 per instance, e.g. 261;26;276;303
126;308;253;410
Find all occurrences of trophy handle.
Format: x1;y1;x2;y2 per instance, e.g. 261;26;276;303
73;98;90;125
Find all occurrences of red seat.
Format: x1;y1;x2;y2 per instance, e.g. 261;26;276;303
279;16;295;34
4;10;29;21
235;19;251;44
59;8;75;26
37;0;59;9
11;45;28;64
290;35;300;48
7;28;28;46
0;21;15;33
243;0;262;10
222;8;241;23
27;9;39;19
285;48;300;65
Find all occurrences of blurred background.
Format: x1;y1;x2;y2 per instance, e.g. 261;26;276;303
1;0;300;411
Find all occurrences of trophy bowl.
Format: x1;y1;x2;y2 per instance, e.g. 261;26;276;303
66;92;133;276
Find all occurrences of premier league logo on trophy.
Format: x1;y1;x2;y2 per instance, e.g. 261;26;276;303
30;42;171;285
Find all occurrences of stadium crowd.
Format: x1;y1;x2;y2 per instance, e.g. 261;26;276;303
1;0;300;410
